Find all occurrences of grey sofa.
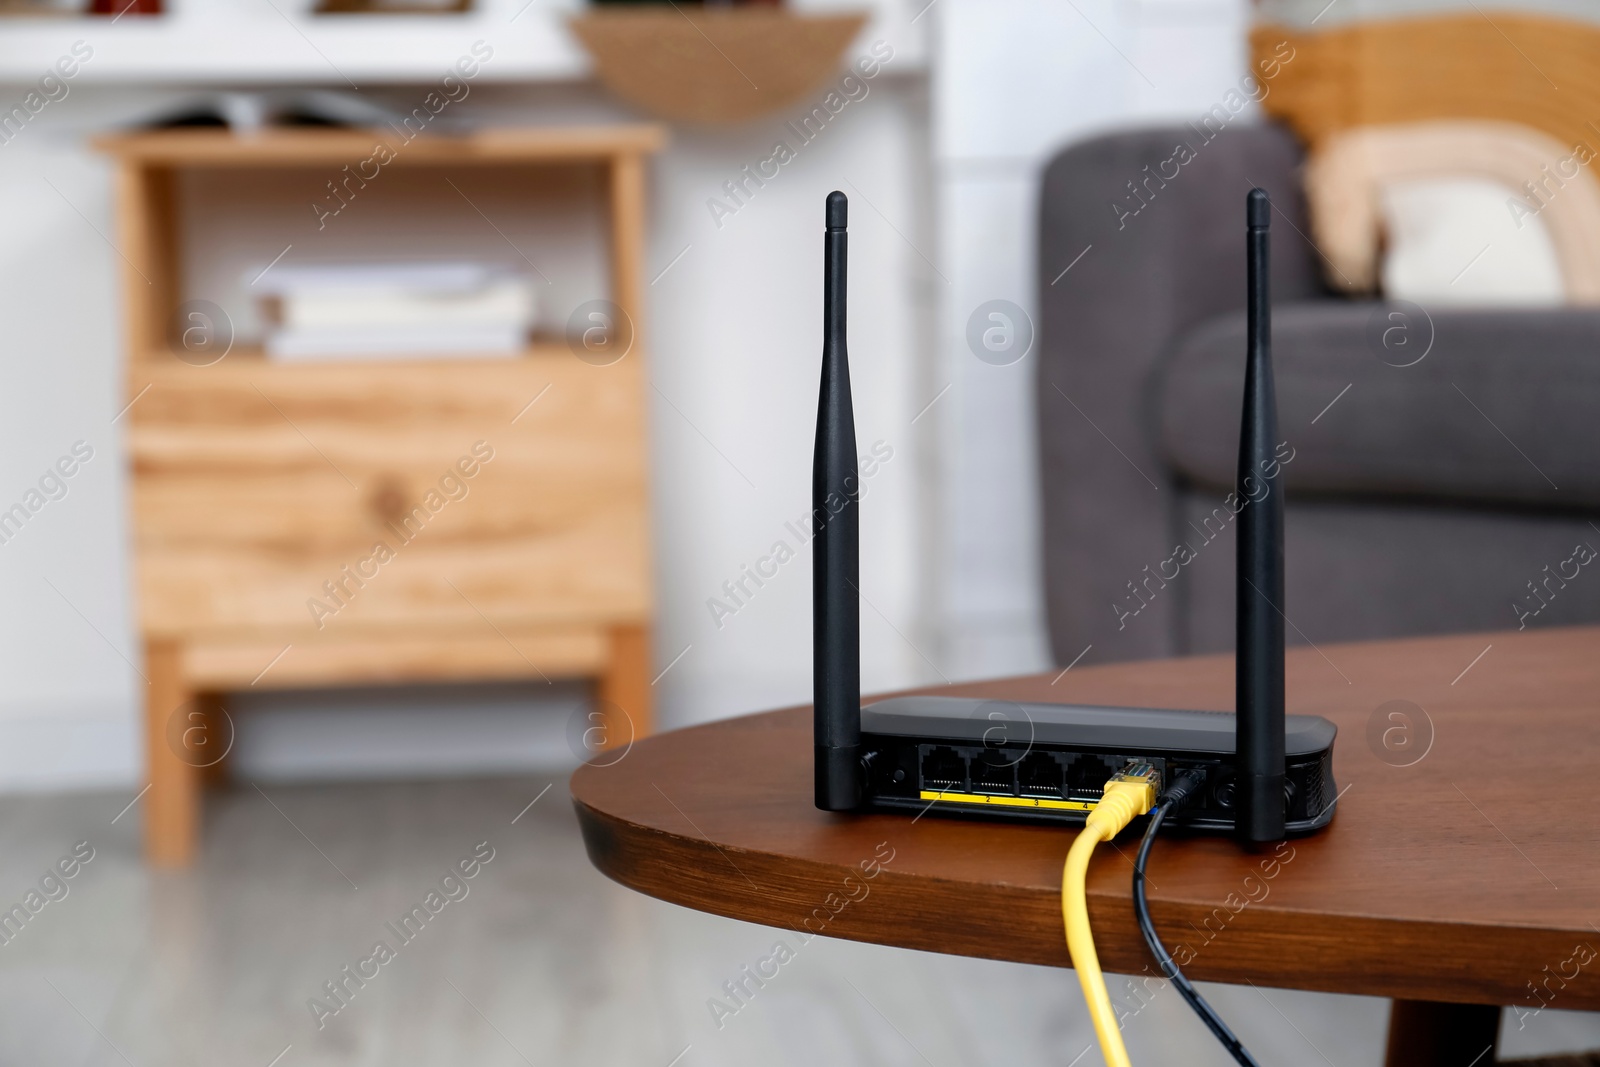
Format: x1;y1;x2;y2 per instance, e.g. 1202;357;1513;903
1037;123;1600;666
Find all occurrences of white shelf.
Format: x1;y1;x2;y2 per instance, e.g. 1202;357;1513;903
0;0;924;86
0;0;590;85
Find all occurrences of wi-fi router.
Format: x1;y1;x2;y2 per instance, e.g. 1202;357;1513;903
812;189;1336;839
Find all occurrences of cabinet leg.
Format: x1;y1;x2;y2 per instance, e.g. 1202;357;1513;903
597;624;652;750
144;640;200;867
195;691;231;786
1385;999;1500;1067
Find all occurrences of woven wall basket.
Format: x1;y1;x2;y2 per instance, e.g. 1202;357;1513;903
570;8;868;125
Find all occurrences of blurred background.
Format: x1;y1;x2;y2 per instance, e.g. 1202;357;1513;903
1;0;1599;1063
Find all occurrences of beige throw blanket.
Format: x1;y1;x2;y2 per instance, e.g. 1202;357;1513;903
1304;120;1600;302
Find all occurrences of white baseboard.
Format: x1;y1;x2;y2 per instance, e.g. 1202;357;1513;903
0;683;594;794
0;702;140;793
228;682;588;782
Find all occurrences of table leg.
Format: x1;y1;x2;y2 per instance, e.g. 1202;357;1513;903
144;640;200;867
195;691;232;786
1385;999;1500;1066
597;624;652;749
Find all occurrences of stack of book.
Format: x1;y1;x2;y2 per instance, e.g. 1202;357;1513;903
254;262;538;360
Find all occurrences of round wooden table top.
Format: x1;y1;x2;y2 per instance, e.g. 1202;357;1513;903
571;626;1600;1009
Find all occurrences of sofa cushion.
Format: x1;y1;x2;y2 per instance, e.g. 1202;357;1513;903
1302;120;1600;303
1157;302;1600;509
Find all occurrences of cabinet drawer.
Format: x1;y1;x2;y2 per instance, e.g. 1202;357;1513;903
128;356;651;636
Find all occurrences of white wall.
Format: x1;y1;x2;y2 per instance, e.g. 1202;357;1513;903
645;75;936;725
930;0;1251;681
0;106;136;789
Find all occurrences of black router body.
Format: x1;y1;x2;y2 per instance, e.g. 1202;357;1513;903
855;697;1336;833
812;189;1337;840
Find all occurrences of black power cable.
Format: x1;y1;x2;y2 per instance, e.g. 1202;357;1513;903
1132;773;1263;1067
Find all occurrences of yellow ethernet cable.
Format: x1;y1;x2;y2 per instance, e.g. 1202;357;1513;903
1062;764;1159;1067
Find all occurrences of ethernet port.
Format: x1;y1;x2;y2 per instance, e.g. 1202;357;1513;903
921;746;967;791
1067;754;1115;799
1019;752;1065;797
970;754;1017;795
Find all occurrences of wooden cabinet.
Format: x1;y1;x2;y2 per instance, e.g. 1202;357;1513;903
99;126;663;865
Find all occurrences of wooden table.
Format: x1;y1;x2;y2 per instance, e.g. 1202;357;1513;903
572;626;1600;1066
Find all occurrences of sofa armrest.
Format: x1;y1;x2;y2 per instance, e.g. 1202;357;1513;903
1036;122;1322;664
1161;302;1600;509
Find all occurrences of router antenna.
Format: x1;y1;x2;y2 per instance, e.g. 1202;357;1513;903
1237;188;1287;843
814;190;861;811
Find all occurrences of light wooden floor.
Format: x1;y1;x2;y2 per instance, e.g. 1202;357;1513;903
0;776;1594;1066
